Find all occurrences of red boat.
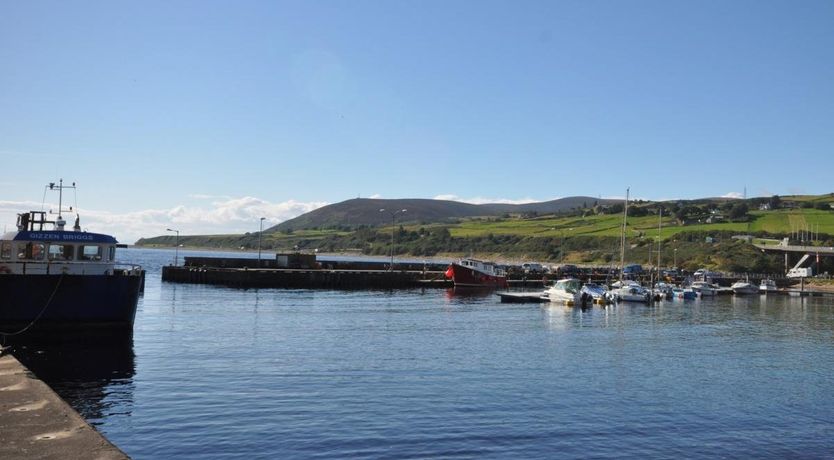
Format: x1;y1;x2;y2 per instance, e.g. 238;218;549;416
444;258;508;288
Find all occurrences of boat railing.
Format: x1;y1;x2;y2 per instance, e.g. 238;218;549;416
113;263;143;275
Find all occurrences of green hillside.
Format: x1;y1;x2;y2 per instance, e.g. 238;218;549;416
135;194;834;273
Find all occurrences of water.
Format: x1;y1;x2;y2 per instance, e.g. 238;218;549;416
12;248;834;459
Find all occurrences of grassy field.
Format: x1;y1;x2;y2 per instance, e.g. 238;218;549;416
445;209;834;241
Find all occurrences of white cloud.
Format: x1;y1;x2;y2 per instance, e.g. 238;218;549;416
721;192;743;199
188;193;230;200
0;197;329;244
368;194;383;199
433;194;545;205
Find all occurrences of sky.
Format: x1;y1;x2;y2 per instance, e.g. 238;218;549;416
1;0;833;243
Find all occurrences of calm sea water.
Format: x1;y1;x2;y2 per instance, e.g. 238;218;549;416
13;248;834;459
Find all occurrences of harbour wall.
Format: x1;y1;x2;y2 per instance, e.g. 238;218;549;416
0;352;128;459
162;256;801;290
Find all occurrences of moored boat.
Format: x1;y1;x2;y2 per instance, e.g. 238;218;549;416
731;280;758;295
690;281;718;297
759;279;778;293
444;258;508;288
545;278;583;305
671;287;697;300
581;283;613;304
611;280;651;303
0;180;143;340
653;282;674;300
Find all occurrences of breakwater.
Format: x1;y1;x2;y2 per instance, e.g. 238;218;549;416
161;256;452;289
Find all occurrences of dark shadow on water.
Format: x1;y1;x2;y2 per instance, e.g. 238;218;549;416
9;333;136;424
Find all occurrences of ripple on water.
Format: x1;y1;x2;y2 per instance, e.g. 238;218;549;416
15;248;834;459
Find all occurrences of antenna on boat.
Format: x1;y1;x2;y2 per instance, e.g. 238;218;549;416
48;179;76;231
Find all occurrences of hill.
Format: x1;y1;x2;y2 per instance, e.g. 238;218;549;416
134;193;834;273
274;196;619;231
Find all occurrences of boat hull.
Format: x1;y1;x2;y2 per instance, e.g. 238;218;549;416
546;290;581;305
0;274;141;338
446;263;508;288
732;283;759;295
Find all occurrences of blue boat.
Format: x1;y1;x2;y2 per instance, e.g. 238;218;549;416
0;180;142;341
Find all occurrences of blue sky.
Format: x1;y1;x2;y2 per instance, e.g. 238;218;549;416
1;1;833;242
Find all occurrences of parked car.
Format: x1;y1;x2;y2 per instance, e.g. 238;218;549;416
661;268;680;278
521;263;545;274
694;268;721;281
623;264;643;275
557;264;580;277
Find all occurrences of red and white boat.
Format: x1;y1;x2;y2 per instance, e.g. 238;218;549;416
444;258;508;288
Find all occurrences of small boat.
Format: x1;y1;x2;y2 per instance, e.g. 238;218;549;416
581;283;613;304
759;279;778;293
0;180;143;340
545;278;583;305
444;258;508;288
690;281;718;297
611;280;651;303
671;287;697;300
495;291;548;303
731;280;759;295
653;282;674;300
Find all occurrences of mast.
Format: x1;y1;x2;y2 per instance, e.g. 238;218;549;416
619;187;629;282
657;207;662;281
48;179;76;231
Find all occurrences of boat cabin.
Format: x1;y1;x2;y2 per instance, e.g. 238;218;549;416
458;258;506;277
0;211;119;275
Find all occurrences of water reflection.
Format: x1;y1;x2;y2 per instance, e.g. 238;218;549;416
443;287;496;302
11;336;135;424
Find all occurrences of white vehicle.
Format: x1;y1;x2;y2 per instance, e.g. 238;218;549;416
521;262;545;274
787;267;813;278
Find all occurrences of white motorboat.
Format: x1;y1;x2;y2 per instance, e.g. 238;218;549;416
545;278;583;305
691;281;718;297
611;280;651;303
732;280;758;295
581;283;613;304
759;279;778;293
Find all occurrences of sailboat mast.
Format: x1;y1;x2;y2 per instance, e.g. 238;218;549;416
657;207;662;277
619;188;629;282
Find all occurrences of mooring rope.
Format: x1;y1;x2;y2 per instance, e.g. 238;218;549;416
0;274;65;340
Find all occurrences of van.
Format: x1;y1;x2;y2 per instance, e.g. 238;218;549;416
521;263;544;274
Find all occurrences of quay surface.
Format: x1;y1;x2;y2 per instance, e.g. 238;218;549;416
0;351;127;460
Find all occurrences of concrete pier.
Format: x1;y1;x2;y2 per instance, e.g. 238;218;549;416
0;351;128;459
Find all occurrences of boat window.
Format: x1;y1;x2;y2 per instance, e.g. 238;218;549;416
18;242;45;260
109;246;116;262
0;242;10;259
48;244;75;261
80;245;103;261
